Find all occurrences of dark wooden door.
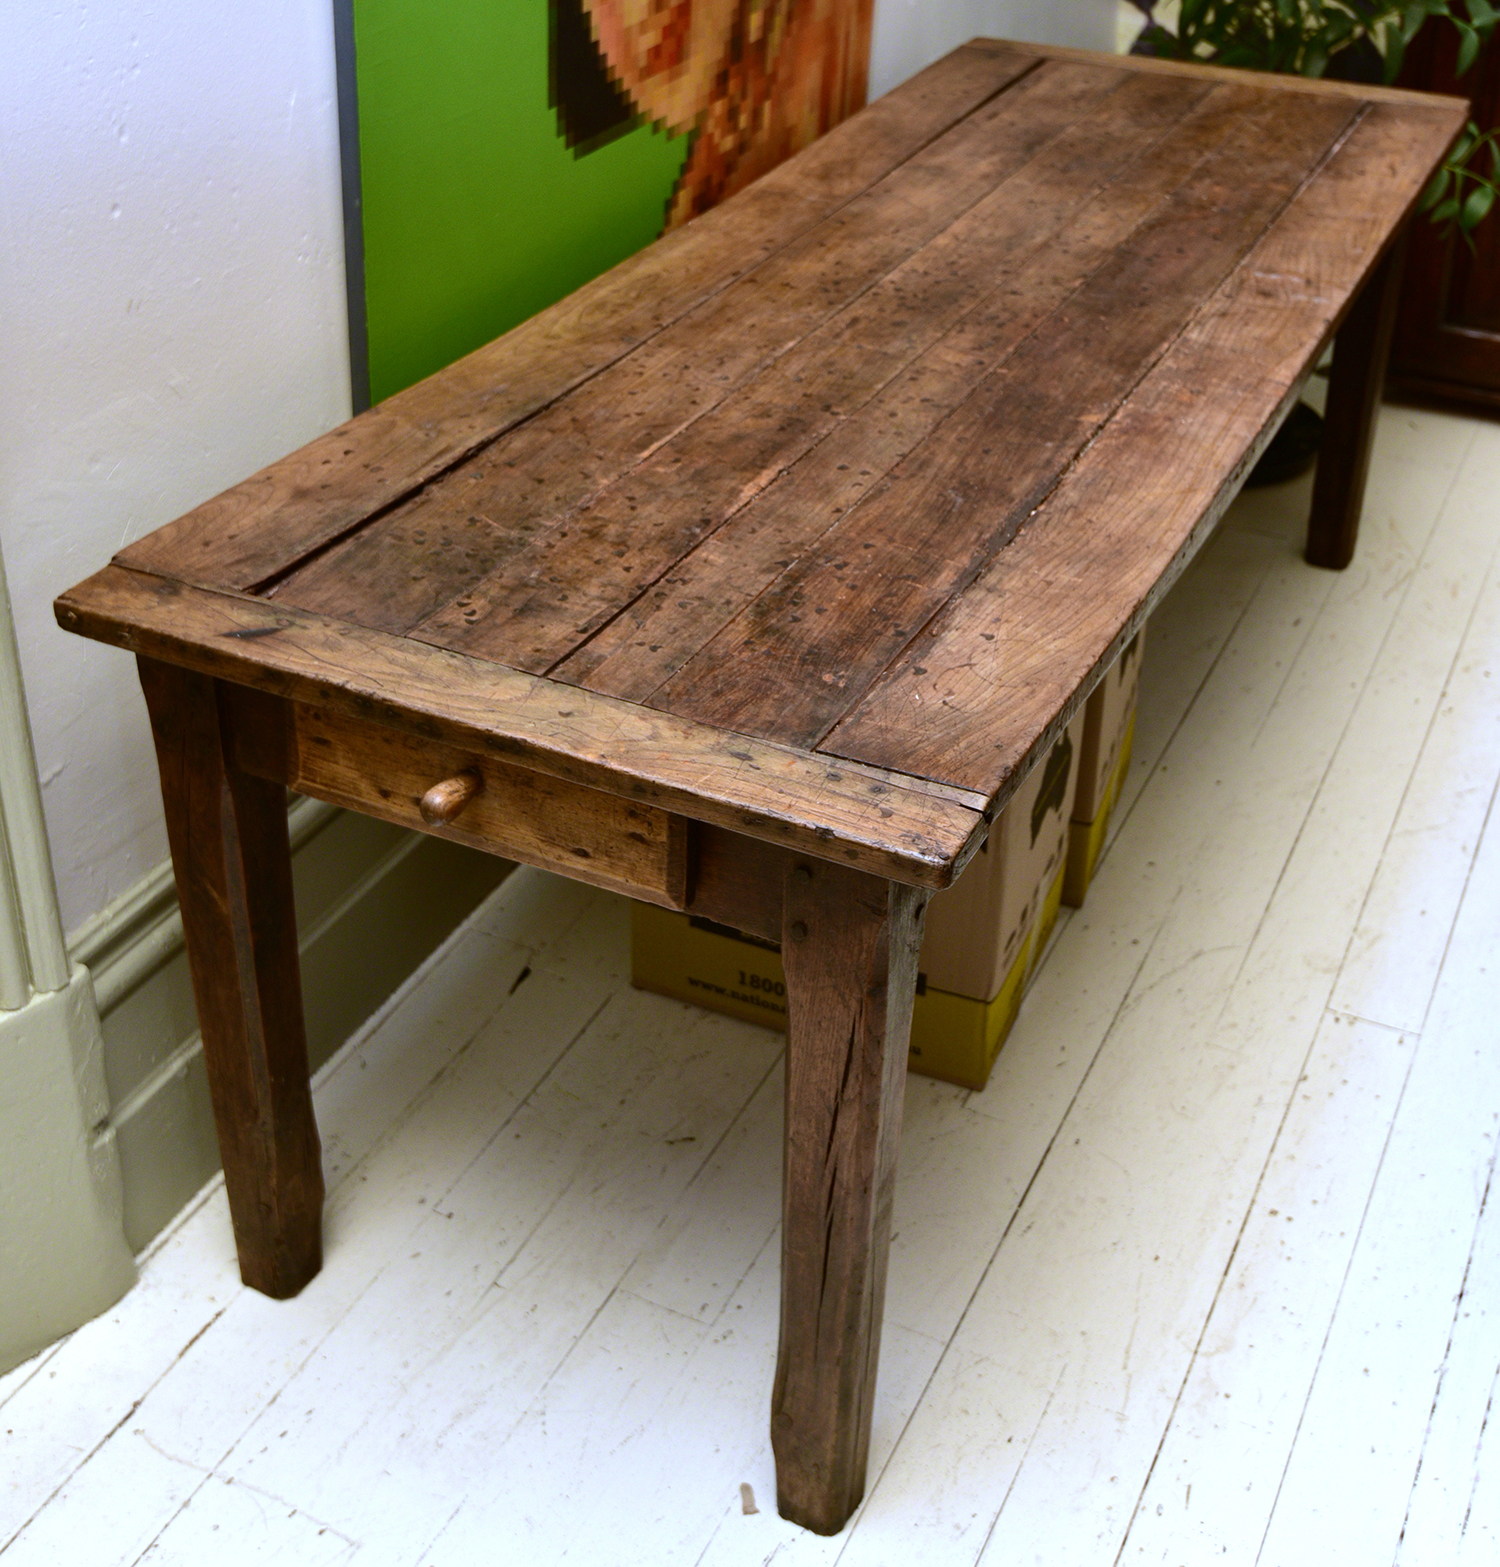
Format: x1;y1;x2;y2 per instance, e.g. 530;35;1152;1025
1391;28;1500;411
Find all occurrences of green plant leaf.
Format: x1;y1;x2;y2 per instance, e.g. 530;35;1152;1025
1457;20;1482;70
1404;1;1431;40
1384;29;1408;78
1461;181;1496;230
1419;166;1453;208
1433;195;1463;222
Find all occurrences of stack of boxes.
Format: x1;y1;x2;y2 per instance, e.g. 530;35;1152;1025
632;633;1145;1092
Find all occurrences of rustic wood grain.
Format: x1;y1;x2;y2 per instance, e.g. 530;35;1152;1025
554;76;1289;703
653;88;1359;748
824;100;1465;798
397;62;1149;660
516;68;1220;687
685;824;794;943
58;568;982;887
137;657;323;1299
276;60;1131;640
772;857;926;1534
224;689;691;908
114;43;1041;596
1306;234;1408;571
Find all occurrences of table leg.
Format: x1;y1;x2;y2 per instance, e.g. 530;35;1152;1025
138;658;323;1298
1305;232;1408;571
772;857;926;1535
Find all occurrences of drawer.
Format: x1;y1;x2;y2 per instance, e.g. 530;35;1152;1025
226;688;688;909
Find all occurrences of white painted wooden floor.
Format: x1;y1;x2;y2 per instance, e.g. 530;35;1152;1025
5;397;1500;1566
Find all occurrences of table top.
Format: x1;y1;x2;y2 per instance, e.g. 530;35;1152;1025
57;41;1465;889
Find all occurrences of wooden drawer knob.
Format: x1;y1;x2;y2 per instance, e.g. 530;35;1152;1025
420;768;482;825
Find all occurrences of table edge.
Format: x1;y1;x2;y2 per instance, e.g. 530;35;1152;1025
1002;38;1472;112
55;567;988;890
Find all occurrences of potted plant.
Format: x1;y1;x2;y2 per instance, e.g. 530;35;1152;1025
1127;1;1499;480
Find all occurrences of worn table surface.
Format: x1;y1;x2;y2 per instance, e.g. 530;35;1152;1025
60;39;1463;890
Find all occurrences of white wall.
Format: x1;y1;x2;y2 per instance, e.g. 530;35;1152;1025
0;2;351;934
871;0;1121;99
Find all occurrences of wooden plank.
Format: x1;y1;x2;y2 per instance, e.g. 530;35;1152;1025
112;43;1042;595
275;59;1134;640
0;1200;241;1541
651;89;1360;748
556;75;1261;705
121;1473;359;1566
223;689;690;909
22;401;1500;1561
136;658;323;1300
772;860;925;1534
394;66;1193;664
218;920;786;1564
1253;790;1500;1567
1120;1013;1417;1562
56;567;983;888
826;98;1466;795
1330;432;1500;1032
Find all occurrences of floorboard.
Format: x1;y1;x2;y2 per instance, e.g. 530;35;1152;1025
6;400;1498;1566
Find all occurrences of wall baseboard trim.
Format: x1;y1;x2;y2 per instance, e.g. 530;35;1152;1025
0;968;136;1374
74;801;511;1252
69;796;339;1015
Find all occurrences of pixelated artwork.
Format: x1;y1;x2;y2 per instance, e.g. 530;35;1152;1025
347;1;876;405
551;0;875;229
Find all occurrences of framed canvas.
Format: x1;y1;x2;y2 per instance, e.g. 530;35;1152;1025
335;0;875;408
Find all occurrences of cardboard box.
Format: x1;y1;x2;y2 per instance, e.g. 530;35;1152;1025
630;903;1035;1091
630;716;1083;1091
1063;628;1144;908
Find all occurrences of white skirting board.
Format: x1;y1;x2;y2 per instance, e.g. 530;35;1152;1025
68;801;512;1252
0;969;136;1373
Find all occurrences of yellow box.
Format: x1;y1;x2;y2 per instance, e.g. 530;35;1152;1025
630;713;1084;1092
630;892;1053;1093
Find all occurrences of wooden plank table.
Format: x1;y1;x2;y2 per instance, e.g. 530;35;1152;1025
55;40;1464;1535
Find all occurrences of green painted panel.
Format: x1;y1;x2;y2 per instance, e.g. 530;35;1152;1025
354;0;690;404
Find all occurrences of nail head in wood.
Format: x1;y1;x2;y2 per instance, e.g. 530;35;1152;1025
420;767;483;826
793;864;814;883
790;920;809;941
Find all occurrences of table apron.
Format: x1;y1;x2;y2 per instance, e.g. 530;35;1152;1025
222;684;690;909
